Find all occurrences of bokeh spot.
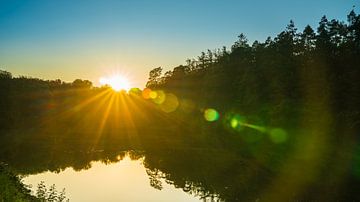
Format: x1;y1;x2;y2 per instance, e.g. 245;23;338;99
204;108;219;122
142;88;152;99
230;118;238;128
269;128;287;143
229;114;247;131
153;90;166;104
149;91;158;99
160;93;179;113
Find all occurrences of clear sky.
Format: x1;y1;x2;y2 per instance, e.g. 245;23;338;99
0;0;358;87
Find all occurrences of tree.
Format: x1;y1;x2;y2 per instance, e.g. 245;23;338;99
0;70;12;79
316;15;331;52
172;65;187;78
198;52;207;69
72;79;93;89
301;25;316;52
231;33;249;51
146;67;162;88
347;9;360;50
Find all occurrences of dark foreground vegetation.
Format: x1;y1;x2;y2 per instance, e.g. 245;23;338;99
1;10;360;201
0;163;37;201
0;163;68;201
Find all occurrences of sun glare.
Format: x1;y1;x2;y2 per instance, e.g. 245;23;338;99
99;75;131;92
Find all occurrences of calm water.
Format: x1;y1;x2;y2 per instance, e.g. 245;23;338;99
23;155;201;202
1;118;359;201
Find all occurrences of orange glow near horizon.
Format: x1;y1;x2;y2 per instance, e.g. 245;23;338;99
99;75;131;92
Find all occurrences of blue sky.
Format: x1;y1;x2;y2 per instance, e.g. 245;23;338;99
0;0;358;87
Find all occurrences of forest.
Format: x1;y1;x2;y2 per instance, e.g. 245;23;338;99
146;11;360;128
0;9;360;202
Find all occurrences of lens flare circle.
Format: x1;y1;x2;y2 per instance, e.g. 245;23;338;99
153;90;166;105
204;108;219;122
230;118;239;128
160;93;179;113
269;128;287;143
229;114;247;131
142;88;152;99
149;91;158;99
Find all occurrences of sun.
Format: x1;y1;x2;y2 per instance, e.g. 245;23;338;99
99;75;131;92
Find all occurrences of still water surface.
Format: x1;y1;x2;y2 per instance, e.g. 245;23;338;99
23;155;201;202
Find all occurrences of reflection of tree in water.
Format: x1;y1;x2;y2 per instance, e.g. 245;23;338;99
142;148;273;201
1;114;359;202
1;122;359;201
146;168;164;190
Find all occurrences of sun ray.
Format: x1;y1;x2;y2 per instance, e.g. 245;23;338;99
69;89;112;112
114;92;120;129
118;92;141;148
91;92;116;150
38;88;112;128
123;94;148;122
76;90;114;137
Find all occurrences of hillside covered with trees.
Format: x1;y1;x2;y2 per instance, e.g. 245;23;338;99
146;10;360;129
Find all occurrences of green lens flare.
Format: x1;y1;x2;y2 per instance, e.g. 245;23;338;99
230;118;238;128
269;128;287;143
153;90;166;104
228;114;247;131
204;108;219;122
242;123;267;133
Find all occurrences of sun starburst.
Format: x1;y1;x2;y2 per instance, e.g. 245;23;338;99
99;75;131;92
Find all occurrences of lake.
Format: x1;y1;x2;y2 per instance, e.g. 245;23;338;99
0;108;359;201
23;154;202;202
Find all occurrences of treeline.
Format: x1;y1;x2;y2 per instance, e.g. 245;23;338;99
146;10;360;127
0;71;100;130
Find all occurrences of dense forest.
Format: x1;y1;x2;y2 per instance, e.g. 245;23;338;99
1;10;360;202
146;10;360;128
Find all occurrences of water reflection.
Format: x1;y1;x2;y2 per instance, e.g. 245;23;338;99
0;89;358;201
0;121;359;201
23;155;201;202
